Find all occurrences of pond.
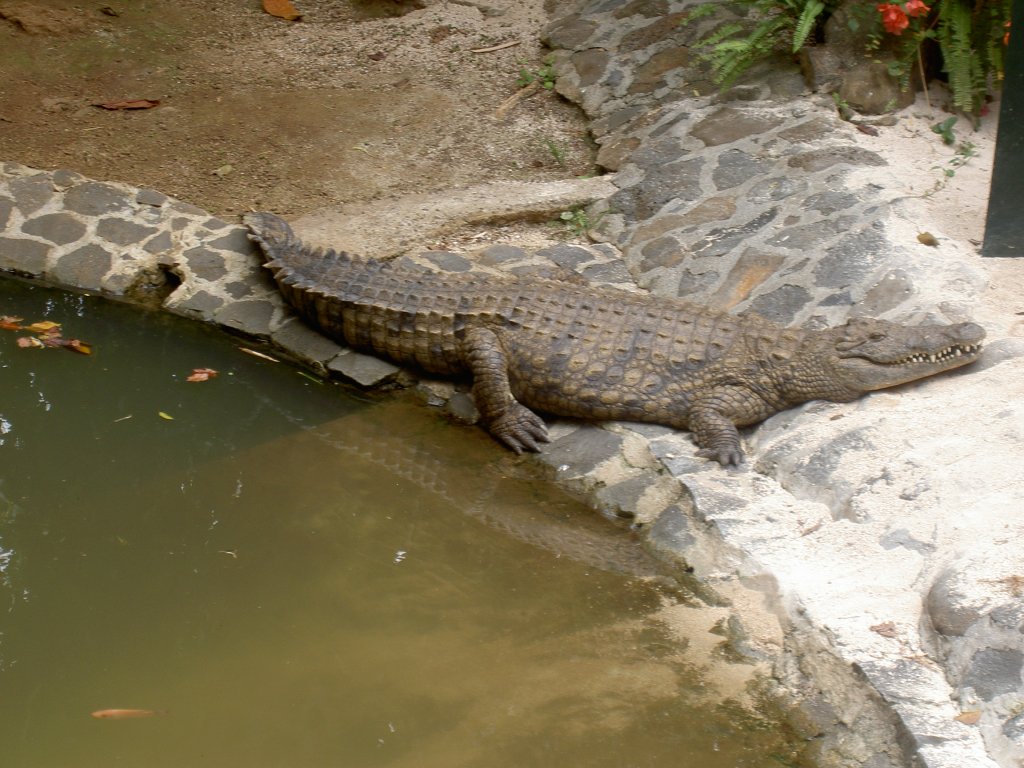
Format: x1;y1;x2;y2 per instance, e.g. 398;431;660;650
0;277;809;767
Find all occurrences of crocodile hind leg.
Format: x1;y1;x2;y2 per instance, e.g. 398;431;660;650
461;326;550;454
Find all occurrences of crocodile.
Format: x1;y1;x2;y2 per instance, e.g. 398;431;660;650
244;212;985;466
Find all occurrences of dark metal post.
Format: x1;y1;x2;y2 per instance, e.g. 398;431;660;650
983;0;1024;256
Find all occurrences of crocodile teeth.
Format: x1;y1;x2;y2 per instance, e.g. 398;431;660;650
894;343;980;365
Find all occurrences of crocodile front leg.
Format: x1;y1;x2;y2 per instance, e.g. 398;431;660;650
689;386;774;467
461;326;550;454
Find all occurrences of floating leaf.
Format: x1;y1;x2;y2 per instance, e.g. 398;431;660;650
24;320;61;333
262;0;302;21
17;336;44;348
158;411;174;420
186;367;219;382
0;316;23;330
93;99;160;110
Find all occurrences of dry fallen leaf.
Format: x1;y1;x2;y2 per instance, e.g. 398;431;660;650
93;99;160;110
262;0;302;21
239;347;279;362
24;320;61;333
869;621;899;638
954;710;982;725
917;232;939;247
186;367;219;382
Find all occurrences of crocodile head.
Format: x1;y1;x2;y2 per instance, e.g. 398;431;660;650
829;317;985;393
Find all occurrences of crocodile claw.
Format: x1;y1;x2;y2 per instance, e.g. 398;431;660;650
490;403;550;454
696;446;746;467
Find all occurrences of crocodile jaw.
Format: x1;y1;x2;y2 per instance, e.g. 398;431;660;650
833;323;985;392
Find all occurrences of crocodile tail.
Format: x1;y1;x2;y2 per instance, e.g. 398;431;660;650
243;211;298;265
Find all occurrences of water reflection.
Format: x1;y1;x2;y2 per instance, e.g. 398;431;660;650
0;278;808;768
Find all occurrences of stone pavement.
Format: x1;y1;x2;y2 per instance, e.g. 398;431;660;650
3;1;1024;767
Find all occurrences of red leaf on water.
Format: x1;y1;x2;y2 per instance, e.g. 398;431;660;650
0;316;23;330
186;368;219;382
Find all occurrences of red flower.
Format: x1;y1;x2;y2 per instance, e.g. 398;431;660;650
877;3;909;35
903;0;931;18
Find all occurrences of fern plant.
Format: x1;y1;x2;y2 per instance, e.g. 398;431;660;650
684;0;838;88
682;0;1012;117
933;0;1010;113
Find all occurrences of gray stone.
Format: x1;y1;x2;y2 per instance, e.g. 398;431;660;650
0;196;12;229
208;228;251;253
645;504;698;553
712;149;774;190
8;174;54;215
536;243;593;270
861;269;914;314
814;225;887;289
766;216;856;251
676;268;719;297
788;146;887;172
1003;713;1024;742
690;107;784;147
542;16;598;49
271;317;344;365
0;237;51;276
691;208;778;259
424;251;471;272
328;350;401;387
215;300;275;337
444;391;479;424
627;46;690;94
173;290;225;318
538;426;624;477
477;244;527;265
746;176;808;204
96;217;158;246
839;60;915;115
49;243;113;290
51;168;85;189
136;188;167;207
582;260;633;284
182;247;228;282
746;284;812;324
571;48;611;88
805;190;861;215
596;475;654;519
21;212;86;245
639;235;684;271
62;182;129;216
962;649;1023;700
143;231;173;255
224;281;254;300
778;117;834;144
611;156;705;220
203;217;230;231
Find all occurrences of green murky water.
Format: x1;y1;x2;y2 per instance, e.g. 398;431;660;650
0;278;808;768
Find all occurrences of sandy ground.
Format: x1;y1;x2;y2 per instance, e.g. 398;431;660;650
0;0;592;222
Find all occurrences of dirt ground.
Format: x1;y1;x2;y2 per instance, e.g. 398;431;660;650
0;0;593;220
